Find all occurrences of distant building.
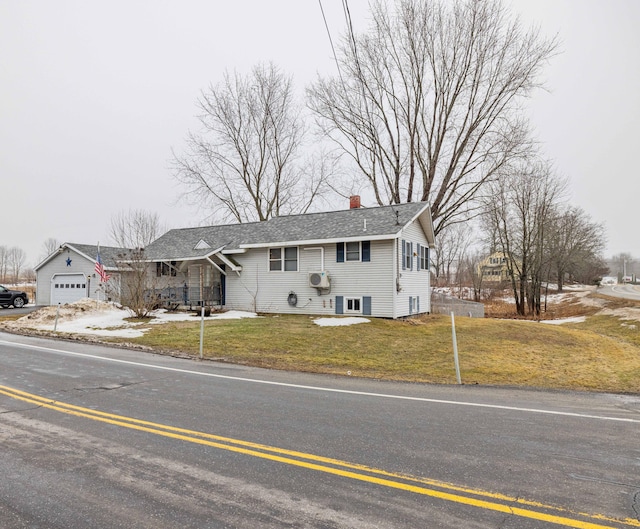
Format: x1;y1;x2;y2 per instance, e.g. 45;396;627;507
478;252;511;283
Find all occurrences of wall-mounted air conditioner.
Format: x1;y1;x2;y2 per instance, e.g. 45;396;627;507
309;271;330;289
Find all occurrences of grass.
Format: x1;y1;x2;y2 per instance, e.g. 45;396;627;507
3;290;640;394
108;308;640;394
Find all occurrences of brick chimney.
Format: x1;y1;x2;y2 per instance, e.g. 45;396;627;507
349;195;361;209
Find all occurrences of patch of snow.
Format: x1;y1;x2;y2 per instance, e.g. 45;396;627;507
540;316;587;325
597;307;640;321
313;317;370;327
146;309;258;324
2;299;259;338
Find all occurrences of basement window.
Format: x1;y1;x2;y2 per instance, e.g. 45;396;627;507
345;297;362;313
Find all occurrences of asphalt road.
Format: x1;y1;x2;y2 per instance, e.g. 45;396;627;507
599;284;640;301
1;331;639;528
0;304;42;317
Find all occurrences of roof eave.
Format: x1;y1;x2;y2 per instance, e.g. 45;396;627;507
239;233;397;250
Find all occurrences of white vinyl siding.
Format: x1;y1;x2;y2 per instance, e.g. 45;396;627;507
396;220;431;317
225;240;395;317
35;250;115;305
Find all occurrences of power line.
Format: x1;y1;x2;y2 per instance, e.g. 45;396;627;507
317;0;345;85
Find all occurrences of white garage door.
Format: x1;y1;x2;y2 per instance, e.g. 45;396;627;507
51;274;87;305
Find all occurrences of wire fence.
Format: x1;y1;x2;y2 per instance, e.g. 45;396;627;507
430;291;485;318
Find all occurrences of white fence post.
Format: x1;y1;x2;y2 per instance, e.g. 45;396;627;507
451;311;462;385
199;305;205;360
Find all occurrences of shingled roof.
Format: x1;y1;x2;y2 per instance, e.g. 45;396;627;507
143;202;433;262
33;242;130;271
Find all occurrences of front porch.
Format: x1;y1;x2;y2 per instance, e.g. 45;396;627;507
144;261;226;310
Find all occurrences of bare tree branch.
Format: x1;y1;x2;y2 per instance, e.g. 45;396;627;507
174;63;328;223
308;0;558;235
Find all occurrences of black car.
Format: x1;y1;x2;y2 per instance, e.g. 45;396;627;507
0;285;29;308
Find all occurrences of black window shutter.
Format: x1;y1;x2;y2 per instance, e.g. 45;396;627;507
337;242;345;263
362;241;370;262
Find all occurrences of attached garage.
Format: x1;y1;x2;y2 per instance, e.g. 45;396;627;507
35;243;124;306
51;274;88;305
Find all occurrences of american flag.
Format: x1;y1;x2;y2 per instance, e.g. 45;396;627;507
95;248;111;283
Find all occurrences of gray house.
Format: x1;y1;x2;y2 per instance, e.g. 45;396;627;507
34;243;125;305
35;201;435;318
142;200;434;318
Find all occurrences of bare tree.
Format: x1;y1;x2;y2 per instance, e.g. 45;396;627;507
611;253;634;282
109;209;162;249
41;238;60;262
431;222;473;288
308;0;558;235
0;246;7;283
572;255;609;287
546;206;606;291
23;267;36;283
108;210;163;318
174;62;327;223
7;247;26;284
459;251;485;302
484;159;565;316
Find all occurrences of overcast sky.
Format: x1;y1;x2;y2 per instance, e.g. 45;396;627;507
1;0;639;268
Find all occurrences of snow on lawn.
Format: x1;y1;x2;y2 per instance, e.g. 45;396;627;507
540;316;587;325
4;298;259;338
313;317;370;327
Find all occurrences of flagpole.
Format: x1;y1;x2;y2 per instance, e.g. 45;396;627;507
96;242;101;303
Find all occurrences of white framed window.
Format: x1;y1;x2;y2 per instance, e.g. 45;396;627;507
346;241;361;261
337;241;371;263
269;247;298;271
345;297;362;313
404;240;412;269
419;245;429;270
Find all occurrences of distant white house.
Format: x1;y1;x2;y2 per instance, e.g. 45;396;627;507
35;200;436;319
601;276;618;286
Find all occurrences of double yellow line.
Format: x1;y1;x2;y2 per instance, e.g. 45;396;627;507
0;384;637;529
